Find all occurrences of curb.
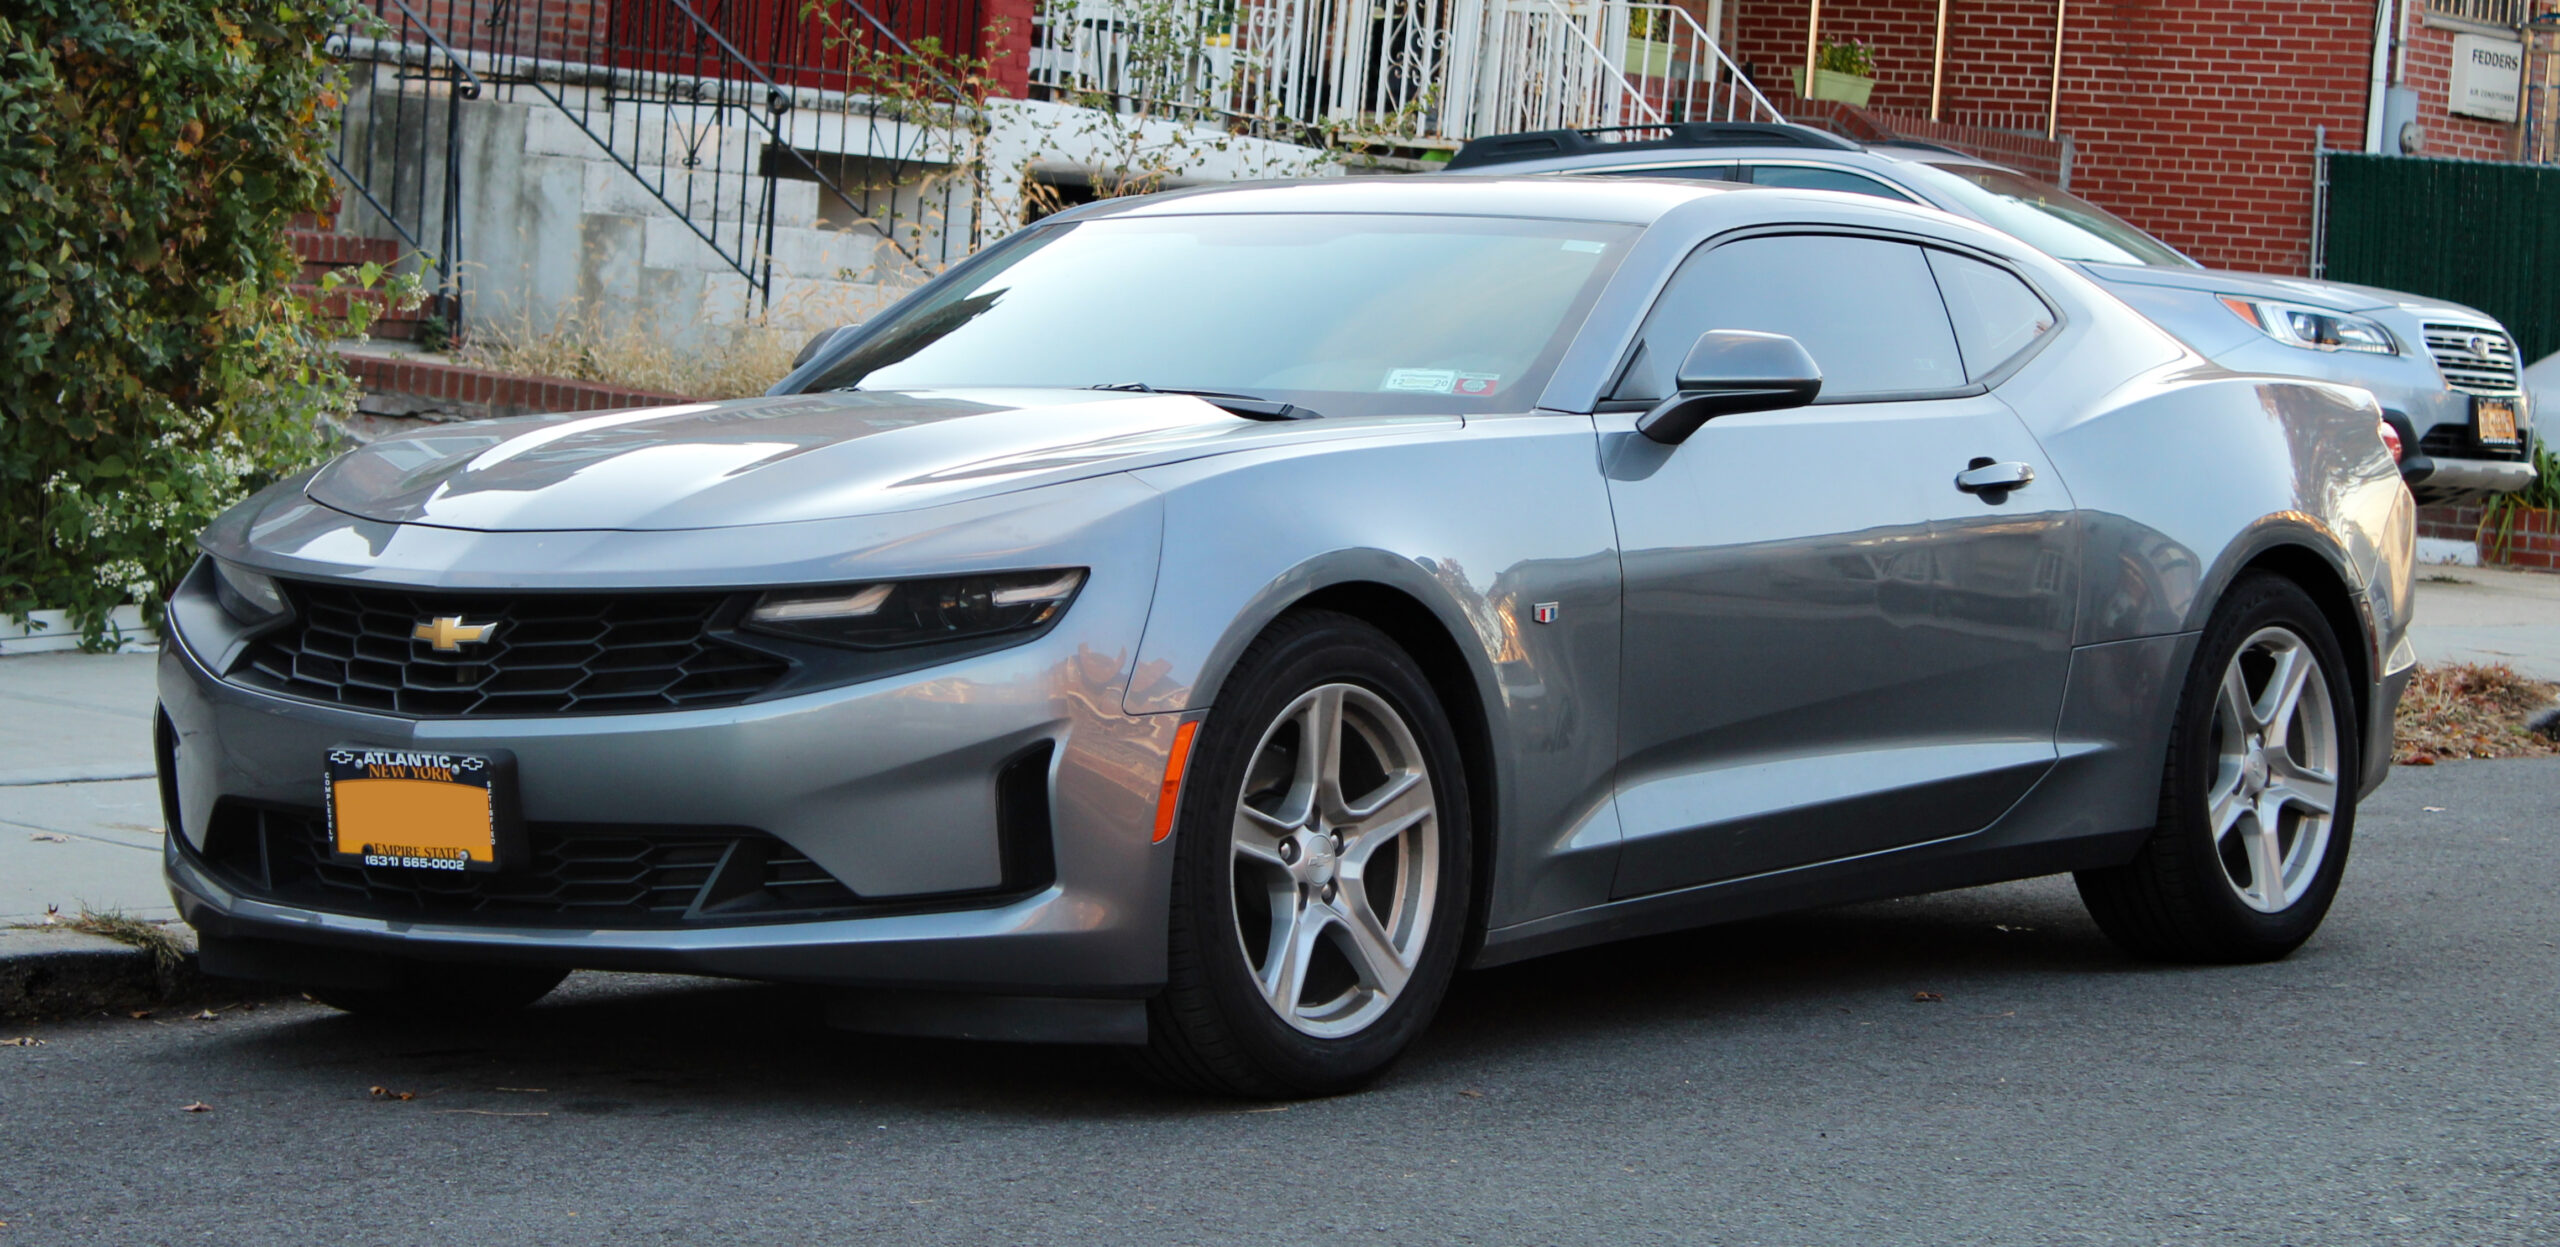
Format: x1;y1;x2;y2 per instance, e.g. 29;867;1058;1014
0;925;250;1022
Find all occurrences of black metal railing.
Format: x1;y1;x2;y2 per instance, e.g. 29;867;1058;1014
320;0;993;317
326;0;485;335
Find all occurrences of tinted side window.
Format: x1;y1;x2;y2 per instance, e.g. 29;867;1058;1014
1925;250;2056;381
1625;235;1966;401
1745;166;1912;200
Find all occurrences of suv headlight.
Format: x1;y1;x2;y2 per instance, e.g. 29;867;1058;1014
211;559;292;627
2219;296;2398;355
744;569;1085;649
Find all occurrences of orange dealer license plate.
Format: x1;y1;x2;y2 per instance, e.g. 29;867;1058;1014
2476;396;2520;448
327;746;520;872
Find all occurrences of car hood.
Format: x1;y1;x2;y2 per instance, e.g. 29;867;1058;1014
2076;262;2500;323
307;388;1450;532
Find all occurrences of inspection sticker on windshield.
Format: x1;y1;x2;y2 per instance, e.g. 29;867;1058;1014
1382;369;1501;395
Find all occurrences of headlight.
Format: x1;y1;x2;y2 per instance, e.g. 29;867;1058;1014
211;560;292;627
2219;296;2398;355
744;569;1085;650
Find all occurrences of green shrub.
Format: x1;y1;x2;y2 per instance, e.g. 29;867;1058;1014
0;0;370;646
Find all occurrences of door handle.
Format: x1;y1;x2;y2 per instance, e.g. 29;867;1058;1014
1954;459;2035;494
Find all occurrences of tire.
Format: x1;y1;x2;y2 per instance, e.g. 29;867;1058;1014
2076;572;2360;963
307;962;571;1019
1137;610;1474;1098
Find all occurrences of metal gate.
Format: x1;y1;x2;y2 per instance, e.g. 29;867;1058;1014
2316;149;2560;364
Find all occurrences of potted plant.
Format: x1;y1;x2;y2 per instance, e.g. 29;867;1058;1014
1791;36;1876;107
2478;442;2560;571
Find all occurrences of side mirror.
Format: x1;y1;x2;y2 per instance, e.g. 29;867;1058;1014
1634;329;1824;445
792;323;863;369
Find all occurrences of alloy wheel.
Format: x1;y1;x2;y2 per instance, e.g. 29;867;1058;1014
1229;683;1440;1039
2206;625;2342;913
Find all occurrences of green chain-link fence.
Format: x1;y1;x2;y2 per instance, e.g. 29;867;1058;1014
2321;153;2560;365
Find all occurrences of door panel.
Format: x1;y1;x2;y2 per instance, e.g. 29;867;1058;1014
1604;395;2076;896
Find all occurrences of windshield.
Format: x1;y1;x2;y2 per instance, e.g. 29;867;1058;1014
1900;162;2196;268
801;213;1636;416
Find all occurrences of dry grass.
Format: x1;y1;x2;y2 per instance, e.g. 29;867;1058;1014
455;284;910;401
54;908;188;972
2393;662;2560;765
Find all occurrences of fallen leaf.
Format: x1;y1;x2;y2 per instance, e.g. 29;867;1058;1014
2399;752;2438;766
127;1010;153;1020
1458;1088;1484;1099
369;1085;416;1102
2;1037;45;1047
1912;991;1945;1003
179;1101;213;1113
190;1009;220;1021
28;832;69;843
2423;806;2447;813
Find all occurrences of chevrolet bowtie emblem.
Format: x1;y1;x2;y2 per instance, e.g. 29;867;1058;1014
412;616;497;652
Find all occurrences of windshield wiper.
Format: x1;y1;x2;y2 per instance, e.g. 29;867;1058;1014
1087;383;1319;421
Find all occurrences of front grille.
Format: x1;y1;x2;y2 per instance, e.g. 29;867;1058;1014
233;583;791;717
196;802;864;927
2421;323;2523;396
2419;423;2529;462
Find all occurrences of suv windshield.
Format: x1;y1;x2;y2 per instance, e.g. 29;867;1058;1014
801;213;1635;416
1900;162;2196;268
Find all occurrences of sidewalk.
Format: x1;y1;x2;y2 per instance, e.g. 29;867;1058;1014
1;651;169;923
2406;563;2560;682
2;563;2554;926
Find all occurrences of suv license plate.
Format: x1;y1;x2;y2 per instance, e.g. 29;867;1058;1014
326;746;519;872
2475;396;2520;447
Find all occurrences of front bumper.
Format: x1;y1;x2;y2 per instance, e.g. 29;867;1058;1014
160;481;1188;995
161;620;1184;993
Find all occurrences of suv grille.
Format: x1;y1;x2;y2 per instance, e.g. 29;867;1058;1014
233;583;791;717
2421;323;2523;396
195;802;863;927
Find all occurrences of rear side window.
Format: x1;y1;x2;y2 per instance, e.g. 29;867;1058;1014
1924;250;2055;381
1744;166;1913;201
1624;234;1966;401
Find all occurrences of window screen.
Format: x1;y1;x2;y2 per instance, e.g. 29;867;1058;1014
1624;234;1967;401
1924;250;2056;381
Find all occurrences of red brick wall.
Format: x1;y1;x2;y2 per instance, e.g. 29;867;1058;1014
2399;18;2522;161
2417;502;2560;570
1728;1;2377;276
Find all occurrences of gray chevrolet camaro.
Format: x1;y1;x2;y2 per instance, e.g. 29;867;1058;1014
163;178;2416;1096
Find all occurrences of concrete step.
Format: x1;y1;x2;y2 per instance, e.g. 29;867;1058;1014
640;216;884;280
580;161;821;229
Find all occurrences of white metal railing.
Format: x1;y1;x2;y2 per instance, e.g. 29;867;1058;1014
1028;0;1781;143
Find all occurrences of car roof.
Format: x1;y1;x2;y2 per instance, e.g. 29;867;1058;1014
1057;174;1744;226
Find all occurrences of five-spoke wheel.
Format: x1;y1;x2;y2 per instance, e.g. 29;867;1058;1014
1141;611;1471;1097
1229;682;1440;1038
2078;573;2360;963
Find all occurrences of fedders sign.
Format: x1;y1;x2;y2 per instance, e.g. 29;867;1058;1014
2450;33;2524;124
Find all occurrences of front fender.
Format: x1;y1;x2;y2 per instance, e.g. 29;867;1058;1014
1122;415;1628;930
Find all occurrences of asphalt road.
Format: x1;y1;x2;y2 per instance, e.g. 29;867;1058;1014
4;759;2555;1246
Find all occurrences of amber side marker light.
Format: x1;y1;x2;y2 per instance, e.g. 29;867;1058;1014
1153;720;1201;843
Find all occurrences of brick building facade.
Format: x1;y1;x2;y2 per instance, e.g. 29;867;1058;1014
1710;0;2557;277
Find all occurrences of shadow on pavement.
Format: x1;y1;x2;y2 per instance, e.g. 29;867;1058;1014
193;873;2139;1114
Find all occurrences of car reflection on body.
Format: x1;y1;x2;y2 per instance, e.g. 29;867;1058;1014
162;177;2413;1096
